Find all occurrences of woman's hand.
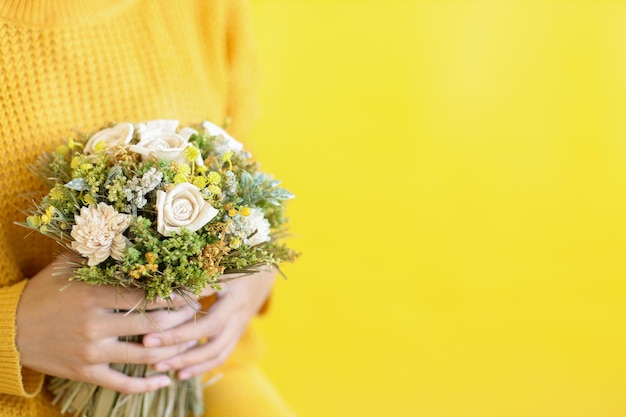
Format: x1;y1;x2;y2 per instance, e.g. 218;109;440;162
16;256;199;394
142;267;276;379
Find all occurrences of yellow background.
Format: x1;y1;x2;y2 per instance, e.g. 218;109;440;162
249;1;626;416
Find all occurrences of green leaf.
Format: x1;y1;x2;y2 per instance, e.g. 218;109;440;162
64;178;91;192
270;188;295;200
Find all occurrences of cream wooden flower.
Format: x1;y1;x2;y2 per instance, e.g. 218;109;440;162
201;120;243;152
130;119;199;164
156;183;218;236
71;203;130;266
84;122;134;154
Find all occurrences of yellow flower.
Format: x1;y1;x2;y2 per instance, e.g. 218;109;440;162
56;145;69;156
208;185;221;195
49;186;64;200
239;206;251;217
27;216;41;228
185;146;200;163
173;162;191;176
145;252;157;264
207;171;221;184
173;173;188;184
67;137;77;150
94;141;106;152
82;194;97;206
228;208;238;217
222;151;234;163
192;176;208;189
230;237;241;249
39;207;55;224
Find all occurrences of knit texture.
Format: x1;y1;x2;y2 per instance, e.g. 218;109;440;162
0;1;259;415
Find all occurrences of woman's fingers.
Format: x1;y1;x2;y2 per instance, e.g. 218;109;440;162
82;365;172;394
104;304;200;337
152;319;242;377
142;295;234;347
176;336;239;380
101;338;198;365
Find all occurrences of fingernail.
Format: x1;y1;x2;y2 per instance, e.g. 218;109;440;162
157;377;171;388
187;340;198;348
178;371;191;380
154;363;170;372
144;336;162;347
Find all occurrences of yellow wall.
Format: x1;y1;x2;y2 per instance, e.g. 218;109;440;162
249;1;626;416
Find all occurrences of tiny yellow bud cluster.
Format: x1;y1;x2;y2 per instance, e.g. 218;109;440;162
27;209;55;234
33;206;56;226
94;141;106;152
82;194;97;206
222;151;234;163
207;171;221;184
185;146;200;163
228;206;251;217
208;184;221;195
172;162;191;176
56;145;69;156
192;176;207;188
49;186;64;200
67;137;77;150
173;173;188;184
222;151;234;169
145;252;157;264
26;216;41;228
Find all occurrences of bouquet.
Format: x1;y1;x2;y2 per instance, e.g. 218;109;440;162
21;119;297;417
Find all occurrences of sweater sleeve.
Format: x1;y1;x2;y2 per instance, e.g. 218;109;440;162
0;279;44;398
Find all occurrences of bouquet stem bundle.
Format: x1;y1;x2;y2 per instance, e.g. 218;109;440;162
49;359;203;417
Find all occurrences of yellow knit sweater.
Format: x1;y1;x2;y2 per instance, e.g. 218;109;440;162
0;1;259;415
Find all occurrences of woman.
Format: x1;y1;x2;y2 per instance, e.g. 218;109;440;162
0;0;295;416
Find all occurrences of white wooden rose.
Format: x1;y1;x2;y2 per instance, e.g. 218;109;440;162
201;120;243;152
84;122;134;154
130;119;200;164
156;183;218;236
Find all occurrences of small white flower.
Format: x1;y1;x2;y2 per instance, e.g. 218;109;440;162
84;123;134;154
228;208;271;247
71;203;130;266
122;167;164;210
243;209;271;246
201;120;243;153
130;119;201;164
156;182;218;236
